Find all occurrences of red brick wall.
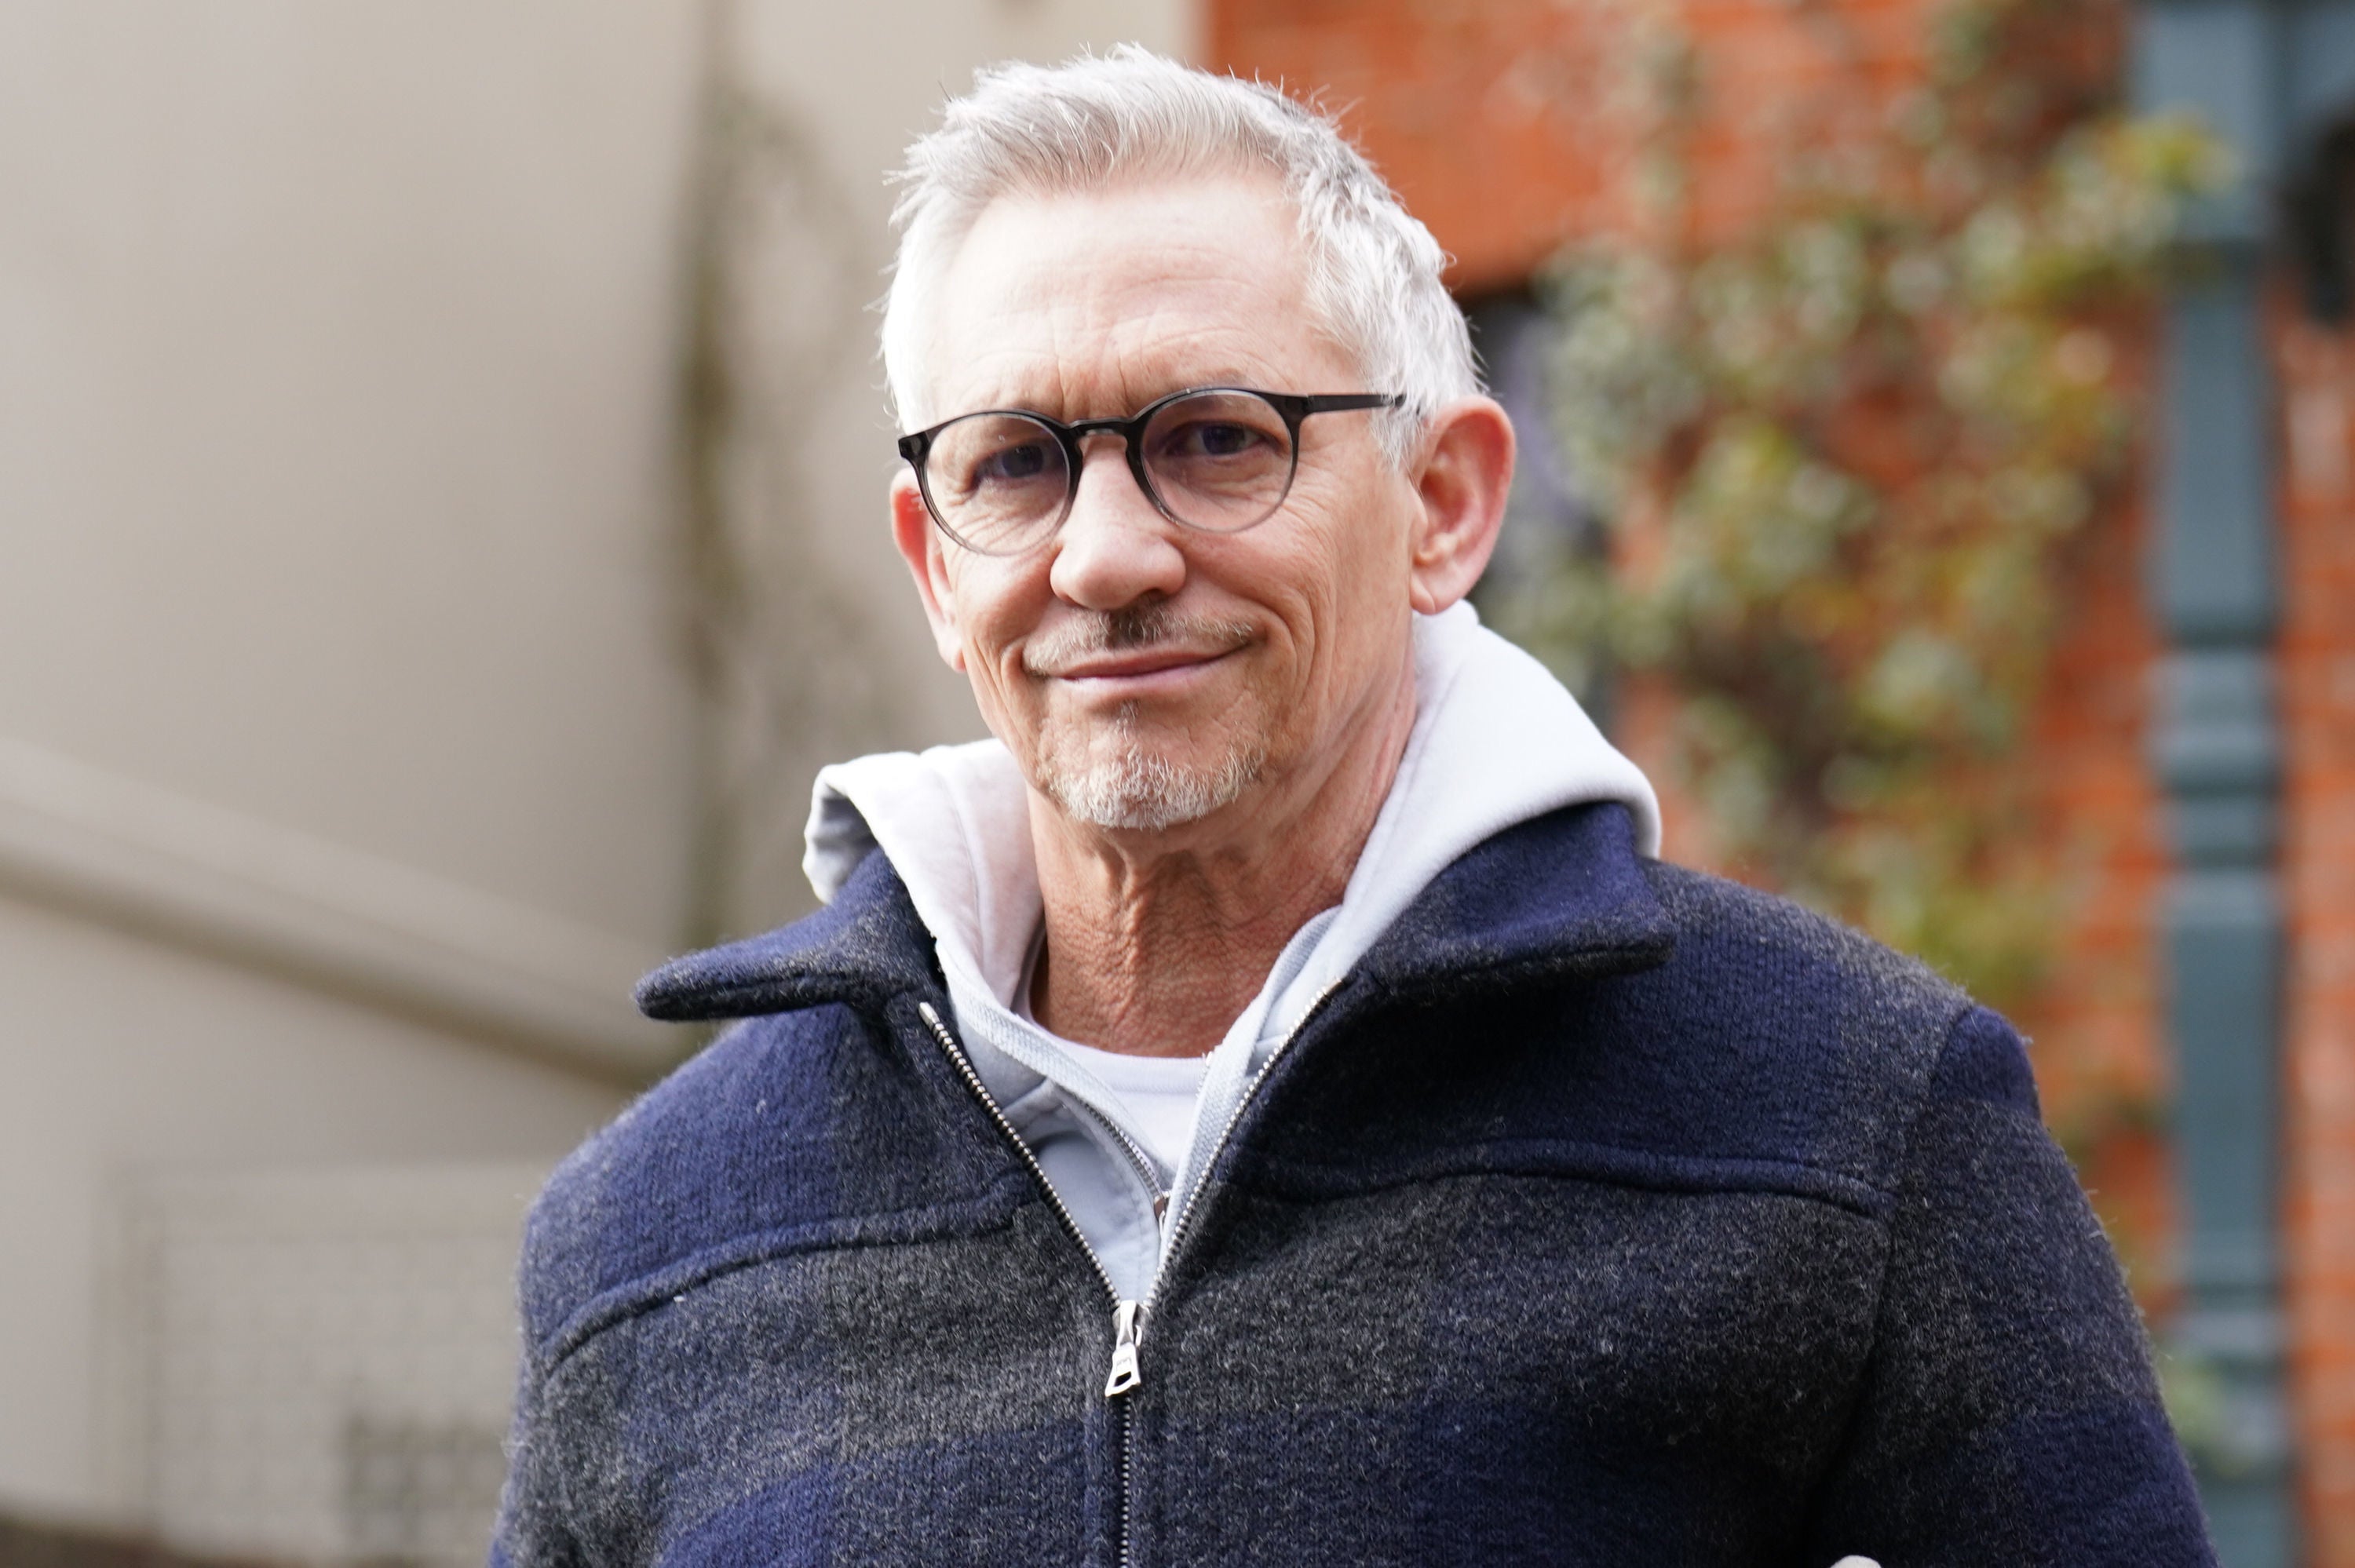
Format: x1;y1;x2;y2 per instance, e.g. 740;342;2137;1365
1214;1;2350;1558
2278;319;2355;1565
1210;0;1939;289
1208;1;1621;291
2017;491;2177;1292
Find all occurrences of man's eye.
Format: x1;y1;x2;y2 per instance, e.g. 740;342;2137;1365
972;442;1055;485
1164;421;1269;459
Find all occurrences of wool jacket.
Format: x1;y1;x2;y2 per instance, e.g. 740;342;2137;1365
491;801;2214;1568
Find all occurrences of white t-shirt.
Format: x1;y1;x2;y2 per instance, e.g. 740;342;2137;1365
1049;1038;1209;1179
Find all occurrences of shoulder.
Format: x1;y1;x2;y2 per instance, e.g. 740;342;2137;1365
1641;858;1966;1026
1637;858;1992;1074
1606;859;2039;1193
513;994;1006;1360
513;849;1002;1357
512;1005;860;1353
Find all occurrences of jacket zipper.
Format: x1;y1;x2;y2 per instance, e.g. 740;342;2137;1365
1140;978;1347;1329
918;981;1349;1568
915;1001;1145;1566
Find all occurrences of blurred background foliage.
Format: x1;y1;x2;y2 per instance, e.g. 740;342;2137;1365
1495;0;2222;1012
1481;0;2229;1311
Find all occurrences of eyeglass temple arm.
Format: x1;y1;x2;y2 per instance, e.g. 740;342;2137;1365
1293;393;1404;414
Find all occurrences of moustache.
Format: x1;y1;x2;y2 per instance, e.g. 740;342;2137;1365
1021;605;1258;678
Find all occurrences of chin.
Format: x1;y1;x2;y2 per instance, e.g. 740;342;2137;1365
1037;727;1269;833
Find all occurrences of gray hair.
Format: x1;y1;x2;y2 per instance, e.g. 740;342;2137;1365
880;46;1479;463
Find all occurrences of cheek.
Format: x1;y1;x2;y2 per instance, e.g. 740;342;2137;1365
944;558;1031;643
937;563;1046;709
1282;473;1415;631
1278;483;1418;714
1225;542;1373;734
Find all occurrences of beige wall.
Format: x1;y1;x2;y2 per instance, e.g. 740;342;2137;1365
0;2;706;1526
0;1;707;942
0;900;625;1522
0;0;1194;1544
685;0;1199;935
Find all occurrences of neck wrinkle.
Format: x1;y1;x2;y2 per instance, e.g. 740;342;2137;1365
1027;655;1418;1059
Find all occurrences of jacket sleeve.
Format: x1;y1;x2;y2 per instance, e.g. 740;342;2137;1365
490;1334;585;1568
1799;1005;2217;1566
491;1159;604;1568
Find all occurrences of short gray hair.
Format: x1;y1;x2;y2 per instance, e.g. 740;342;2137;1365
881;46;1479;462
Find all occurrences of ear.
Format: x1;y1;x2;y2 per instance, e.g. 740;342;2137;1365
891;473;967;672
1404;396;1515;616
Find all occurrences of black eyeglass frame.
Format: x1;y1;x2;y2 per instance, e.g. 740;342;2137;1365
896;386;1406;556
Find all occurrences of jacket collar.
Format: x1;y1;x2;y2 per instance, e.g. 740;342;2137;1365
635;846;938;1022
634;800;1673;1025
1351;798;1673;1000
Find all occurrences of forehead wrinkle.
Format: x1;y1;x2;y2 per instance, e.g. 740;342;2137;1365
918;176;1346;425
936;285;1304;421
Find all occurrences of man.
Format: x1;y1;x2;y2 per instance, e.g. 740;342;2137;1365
494;49;2214;1567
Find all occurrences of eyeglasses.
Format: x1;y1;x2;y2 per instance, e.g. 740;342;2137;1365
896;386;1404;556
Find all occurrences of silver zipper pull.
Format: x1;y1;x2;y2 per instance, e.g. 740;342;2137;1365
1104;1300;1146;1398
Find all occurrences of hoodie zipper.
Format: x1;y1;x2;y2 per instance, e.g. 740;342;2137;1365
1069;1094;1171;1241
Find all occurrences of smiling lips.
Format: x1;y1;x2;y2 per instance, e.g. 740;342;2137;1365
1048;645;1240;682
1022;609;1257;686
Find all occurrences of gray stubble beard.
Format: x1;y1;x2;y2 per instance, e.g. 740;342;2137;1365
1024;604;1270;832
1038;701;1268;832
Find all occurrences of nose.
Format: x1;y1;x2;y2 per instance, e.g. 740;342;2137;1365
1046;439;1188;611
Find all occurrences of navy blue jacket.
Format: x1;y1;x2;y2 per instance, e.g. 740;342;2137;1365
491;802;2214;1566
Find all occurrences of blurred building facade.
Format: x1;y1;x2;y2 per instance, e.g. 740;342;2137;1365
0;2;1184;1563
1211;1;2355;1563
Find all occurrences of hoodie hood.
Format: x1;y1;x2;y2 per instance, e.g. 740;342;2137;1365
802;600;1659;1023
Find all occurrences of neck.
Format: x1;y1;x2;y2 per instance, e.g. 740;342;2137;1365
1027;663;1418;1058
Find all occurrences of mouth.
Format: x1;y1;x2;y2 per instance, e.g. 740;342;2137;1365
1050;644;1241;681
1044;644;1245;698
1023;609;1258;697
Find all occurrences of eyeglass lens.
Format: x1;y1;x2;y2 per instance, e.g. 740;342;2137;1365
922;389;1298;554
